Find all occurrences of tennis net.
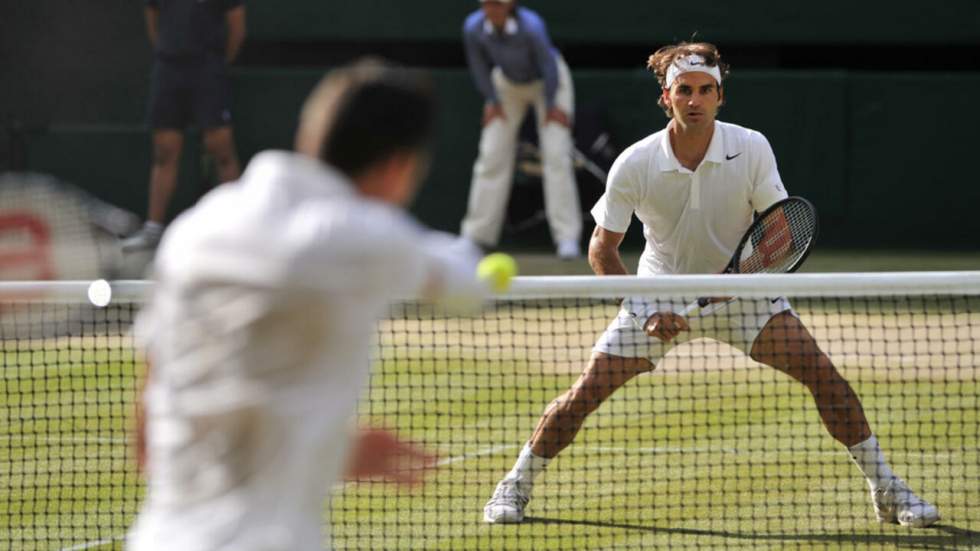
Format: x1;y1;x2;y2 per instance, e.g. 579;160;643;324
1;273;978;550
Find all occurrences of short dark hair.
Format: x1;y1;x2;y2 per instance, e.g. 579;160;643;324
296;59;436;177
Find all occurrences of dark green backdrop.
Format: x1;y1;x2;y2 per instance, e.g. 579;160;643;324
3;1;979;249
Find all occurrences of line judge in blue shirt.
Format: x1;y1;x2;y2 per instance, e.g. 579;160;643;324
461;0;583;259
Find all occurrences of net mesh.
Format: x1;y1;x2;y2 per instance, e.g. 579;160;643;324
1;277;979;550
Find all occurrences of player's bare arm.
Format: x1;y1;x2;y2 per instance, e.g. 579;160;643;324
545;107;570;127
225;6;246;64
345;427;438;487
587;226;628;276
134;357;151;475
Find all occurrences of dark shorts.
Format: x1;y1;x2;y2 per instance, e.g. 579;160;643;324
147;55;233;130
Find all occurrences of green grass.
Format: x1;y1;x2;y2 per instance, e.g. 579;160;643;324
5;348;975;549
2;293;980;549
330;363;980;550
0;352;140;550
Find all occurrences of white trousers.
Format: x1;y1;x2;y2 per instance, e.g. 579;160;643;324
461;56;582;246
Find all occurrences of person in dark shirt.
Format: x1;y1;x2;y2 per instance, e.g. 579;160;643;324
123;0;246;251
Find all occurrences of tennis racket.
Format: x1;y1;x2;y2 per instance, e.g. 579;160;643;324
676;195;819;318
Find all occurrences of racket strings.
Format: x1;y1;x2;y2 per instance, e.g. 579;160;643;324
741;201;817;274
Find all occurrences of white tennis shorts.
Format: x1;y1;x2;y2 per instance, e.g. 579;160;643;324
593;296;797;364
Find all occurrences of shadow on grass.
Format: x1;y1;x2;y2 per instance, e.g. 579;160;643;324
522;516;980;550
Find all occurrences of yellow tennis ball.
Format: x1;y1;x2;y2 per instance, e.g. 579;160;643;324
477;253;518;293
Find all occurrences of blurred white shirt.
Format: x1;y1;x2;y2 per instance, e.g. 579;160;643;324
127;151;482;551
591;120;788;275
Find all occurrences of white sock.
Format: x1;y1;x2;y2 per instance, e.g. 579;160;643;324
848;435;896;490
503;444;551;486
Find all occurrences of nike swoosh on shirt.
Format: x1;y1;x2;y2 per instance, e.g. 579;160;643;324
725;153;742;161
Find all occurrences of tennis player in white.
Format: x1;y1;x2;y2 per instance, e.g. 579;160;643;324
128;61;487;551
484;42;939;528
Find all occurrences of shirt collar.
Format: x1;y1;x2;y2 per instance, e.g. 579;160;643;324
659;120;724;172
483;16;518;35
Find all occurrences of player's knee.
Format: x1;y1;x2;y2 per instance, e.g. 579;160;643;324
474;148;511;175
152;143;180;166
204;136;235;162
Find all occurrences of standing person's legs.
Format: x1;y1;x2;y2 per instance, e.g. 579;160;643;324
124;59;188;251
747;306;939;527
529;353;653;458
147;130;184;225
534;56;582;259
749;310;870;446
202;127;240;184
198;55;240;186
460;70;528;248
485;301;679;524
484;353;653;523
123;129;183;252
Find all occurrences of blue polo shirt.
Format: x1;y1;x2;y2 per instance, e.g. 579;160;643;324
146;0;243;58
463;6;561;108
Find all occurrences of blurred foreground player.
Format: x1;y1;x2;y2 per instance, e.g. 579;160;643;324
483;42;939;529
128;60;486;551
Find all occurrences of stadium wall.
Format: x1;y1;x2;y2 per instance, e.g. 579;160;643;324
243;1;980;45
3;1;979;249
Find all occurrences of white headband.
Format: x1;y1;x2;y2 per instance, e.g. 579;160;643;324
665;54;722;88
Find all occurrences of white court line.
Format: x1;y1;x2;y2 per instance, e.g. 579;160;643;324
582;445;968;459
59;534;126;551
589;445;741;455
435;443;520;467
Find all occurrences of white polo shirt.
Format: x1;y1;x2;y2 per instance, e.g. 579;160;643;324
127;151;482;551
591;120;788;275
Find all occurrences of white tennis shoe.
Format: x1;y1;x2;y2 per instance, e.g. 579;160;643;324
871;478;940;528
483;479;530;523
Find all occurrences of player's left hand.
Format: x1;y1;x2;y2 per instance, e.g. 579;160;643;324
643;311;690;342
545;107;571;127
346;427;438;487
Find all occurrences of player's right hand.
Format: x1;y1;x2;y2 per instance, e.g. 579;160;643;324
346;427;438;488
643;311;690;342
482;103;506;126
545;107;571;127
